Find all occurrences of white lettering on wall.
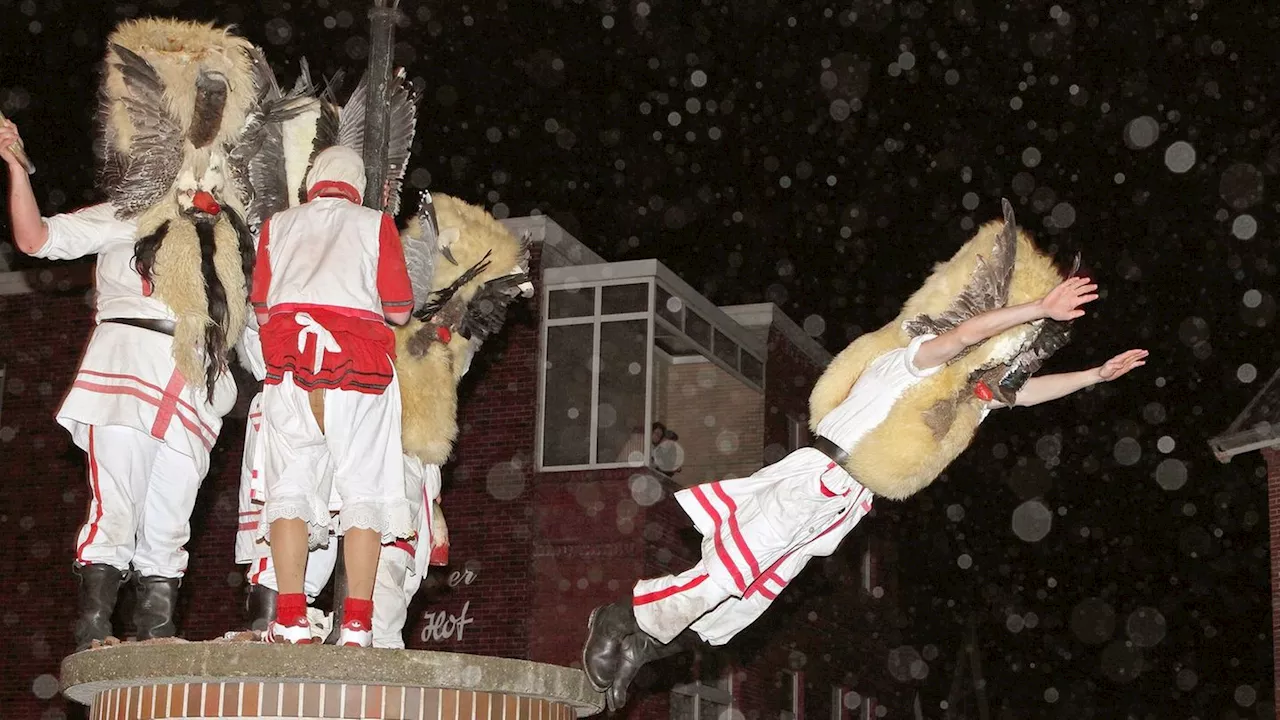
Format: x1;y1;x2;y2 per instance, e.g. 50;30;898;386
420;600;475;643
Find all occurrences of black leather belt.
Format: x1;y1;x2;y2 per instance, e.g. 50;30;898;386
811;435;849;466
102;318;176;336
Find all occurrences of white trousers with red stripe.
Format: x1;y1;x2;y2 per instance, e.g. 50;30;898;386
73;425;204;577
632;448;874;646
373;542;418;649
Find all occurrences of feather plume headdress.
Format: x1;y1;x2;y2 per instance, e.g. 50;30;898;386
808;200;1074;499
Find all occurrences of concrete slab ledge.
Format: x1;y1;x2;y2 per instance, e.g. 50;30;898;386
61;642;604;717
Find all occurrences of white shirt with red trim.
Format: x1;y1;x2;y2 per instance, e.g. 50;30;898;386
34;202;234;475
250;197;414;320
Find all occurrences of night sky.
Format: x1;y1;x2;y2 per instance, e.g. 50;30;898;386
2;0;1276;716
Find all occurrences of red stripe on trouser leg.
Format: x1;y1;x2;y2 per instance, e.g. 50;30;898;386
276;593;308;627
634;574;710;605
689;485;748;592
710;483;762;578
75;427;104;563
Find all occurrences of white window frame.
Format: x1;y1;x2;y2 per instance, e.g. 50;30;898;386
537;261;768;473
537;278;655;472
861;545;876;594
787;413;809;452
671;669;733;720
780;669;803;720
830;686;848;720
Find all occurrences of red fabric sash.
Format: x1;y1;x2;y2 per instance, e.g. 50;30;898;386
260;306;396;394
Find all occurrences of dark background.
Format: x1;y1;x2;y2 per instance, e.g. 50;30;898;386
1;0;1274;716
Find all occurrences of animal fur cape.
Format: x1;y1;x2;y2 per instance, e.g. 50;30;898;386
808;212;1065;500
96;19;260;398
395;194;529;465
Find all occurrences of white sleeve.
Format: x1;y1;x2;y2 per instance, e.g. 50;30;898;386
33;203;134;260
899;333;946;378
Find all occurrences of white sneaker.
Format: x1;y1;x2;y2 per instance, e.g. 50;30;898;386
266;621;313;645
337;621;372;648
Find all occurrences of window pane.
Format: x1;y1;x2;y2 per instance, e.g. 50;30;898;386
601;283;649;314
548;287;596;319
740;351;763;386
597;320;649;464
542;324;594;466
685;310;712;349
713;329;738;369
656;284;683;327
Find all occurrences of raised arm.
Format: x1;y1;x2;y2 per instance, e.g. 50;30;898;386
0;120;48;255
914;277;1098;370
1010;349;1148;407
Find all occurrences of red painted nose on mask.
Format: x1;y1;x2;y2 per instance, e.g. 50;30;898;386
973;381;994;402
192;190;221;215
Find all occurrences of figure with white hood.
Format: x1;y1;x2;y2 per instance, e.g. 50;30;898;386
249;145;415;646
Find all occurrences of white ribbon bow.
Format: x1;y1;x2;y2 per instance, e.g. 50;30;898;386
295;312;343;374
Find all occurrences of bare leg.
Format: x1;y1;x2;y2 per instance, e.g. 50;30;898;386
269;518;309;596
343;527;381;600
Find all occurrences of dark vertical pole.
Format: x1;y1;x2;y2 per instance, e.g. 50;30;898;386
363;0;400;211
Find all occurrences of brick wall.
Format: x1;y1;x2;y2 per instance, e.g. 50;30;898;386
1264;447;1280;710
0;267;248;720
655;358;764;487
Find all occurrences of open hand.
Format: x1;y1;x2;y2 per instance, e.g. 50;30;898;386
1038;277;1098;321
1096;349;1148;381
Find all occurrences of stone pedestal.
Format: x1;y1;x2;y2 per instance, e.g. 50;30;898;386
61;643;604;719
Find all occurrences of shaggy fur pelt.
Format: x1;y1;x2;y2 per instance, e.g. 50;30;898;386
395;194;526;465
134;202;249;399
95;19;258;217
808;217;1065;500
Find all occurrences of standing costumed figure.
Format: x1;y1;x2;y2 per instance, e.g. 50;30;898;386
1;19;261;651
225;61;531;646
581;200;1150;709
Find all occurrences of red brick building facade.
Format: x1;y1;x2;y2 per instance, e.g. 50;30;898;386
0;217;910;719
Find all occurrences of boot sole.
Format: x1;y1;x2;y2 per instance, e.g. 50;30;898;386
582;605;610;692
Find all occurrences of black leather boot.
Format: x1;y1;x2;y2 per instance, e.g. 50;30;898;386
324;539;348;645
581;599;641;691
133;576;181;641
246;583;278;633
606;629;700;711
73;563;129;651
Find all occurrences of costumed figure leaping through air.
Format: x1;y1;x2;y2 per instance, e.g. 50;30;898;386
581;200;1149;710
1;19;262;651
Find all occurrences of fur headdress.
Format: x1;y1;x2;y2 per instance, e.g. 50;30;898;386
808;200;1071;499
95;19;261;400
396;192;533;465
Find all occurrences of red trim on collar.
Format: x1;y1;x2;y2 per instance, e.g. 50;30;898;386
307;181;362;204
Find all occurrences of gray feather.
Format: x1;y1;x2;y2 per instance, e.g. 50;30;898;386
106;43;185;217
402;190;440;311
229;51;320;229
336;73;368;157
904;197;1019;339
383;68;421;216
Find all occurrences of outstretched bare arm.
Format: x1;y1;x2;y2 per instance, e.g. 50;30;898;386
0;120;47;255
1011;349;1148;407
914;277;1099;370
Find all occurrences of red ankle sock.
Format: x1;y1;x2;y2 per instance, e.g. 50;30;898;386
276;593;308;627
343;598;374;630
